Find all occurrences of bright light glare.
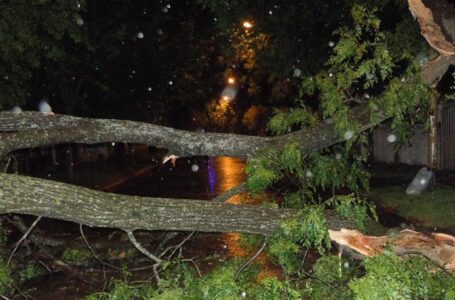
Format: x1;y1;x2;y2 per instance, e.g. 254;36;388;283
222;96;230;101
243;21;253;29
227;77;235;84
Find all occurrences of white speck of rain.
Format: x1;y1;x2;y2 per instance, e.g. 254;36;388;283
169;81;173;85
335;153;342;160
306;170;313;177
191;164;199;172
387;134;397;143
420;179;426;185
344;130;354;140
293;68;301;77
137;32;144;39
147;87;152;91
329;72;333;77
328;41;334;47
76;17;84;26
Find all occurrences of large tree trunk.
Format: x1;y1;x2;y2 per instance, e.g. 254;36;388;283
0;173;355;235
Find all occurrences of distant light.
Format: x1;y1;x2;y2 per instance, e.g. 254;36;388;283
243;21;253;29
222;96;230;101
227;77;235;84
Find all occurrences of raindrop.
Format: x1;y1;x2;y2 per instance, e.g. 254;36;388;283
4;76;8;80
157;29;163;35
147;87;152;91
306;170;313;177
344;130;354;140
137;32;144;39
420;178;426;185
76;17;84;26
191;164;199;172
329;72;333;77
328;41;334;47
168;81;173;85
364;93;370;99
111;142;116;146
387;134;397;143
269;10;273;15
241;292;247;298
293;68;301;77
335;153;342;160
343;262;349;268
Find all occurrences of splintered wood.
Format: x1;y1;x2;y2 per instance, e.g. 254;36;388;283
329;229;455;271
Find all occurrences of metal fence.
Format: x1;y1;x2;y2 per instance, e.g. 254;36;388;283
440;101;455;170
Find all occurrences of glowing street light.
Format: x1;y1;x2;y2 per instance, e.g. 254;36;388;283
242;20;253;29
222;96;230;101
227;77;236;84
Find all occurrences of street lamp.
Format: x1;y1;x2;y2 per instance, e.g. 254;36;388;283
242;20;253;29
227;77;236;85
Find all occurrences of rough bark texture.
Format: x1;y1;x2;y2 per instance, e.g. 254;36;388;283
0;173;354;236
0;103;377;160
329;229;455;271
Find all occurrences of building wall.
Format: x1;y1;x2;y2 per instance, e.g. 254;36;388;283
373;125;428;166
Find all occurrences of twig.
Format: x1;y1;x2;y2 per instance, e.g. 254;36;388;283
301;270;337;290
181;257;202;277
80;224;120;290
7;216;42;266
3;155;11;173
212;182;246;203
126;230;162;281
159;231;194;259
236;237;267;275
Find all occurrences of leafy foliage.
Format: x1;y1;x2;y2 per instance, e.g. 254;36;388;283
349;252;455;300
268;206;330;273
328;194;377;232
305;255;355;300
267;107;317;135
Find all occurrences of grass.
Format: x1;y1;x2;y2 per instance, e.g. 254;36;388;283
371;185;455;228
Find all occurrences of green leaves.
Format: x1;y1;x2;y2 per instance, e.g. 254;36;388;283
268;205;330;273
328;194;377;232
349;252;455;300
267;107;317;135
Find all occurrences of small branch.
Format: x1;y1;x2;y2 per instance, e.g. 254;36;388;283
126;230;162;264
212;182;246;203
236;237;267;275
79;224;120;271
7;216;42;266
159;231;195;259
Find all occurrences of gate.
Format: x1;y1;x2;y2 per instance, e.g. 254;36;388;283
439;101;455;170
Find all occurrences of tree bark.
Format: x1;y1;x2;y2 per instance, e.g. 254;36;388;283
0;103;377;160
0;173;354;236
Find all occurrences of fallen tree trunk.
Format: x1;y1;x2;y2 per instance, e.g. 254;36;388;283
0;103;376;160
329;229;455;271
0;173;355;236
